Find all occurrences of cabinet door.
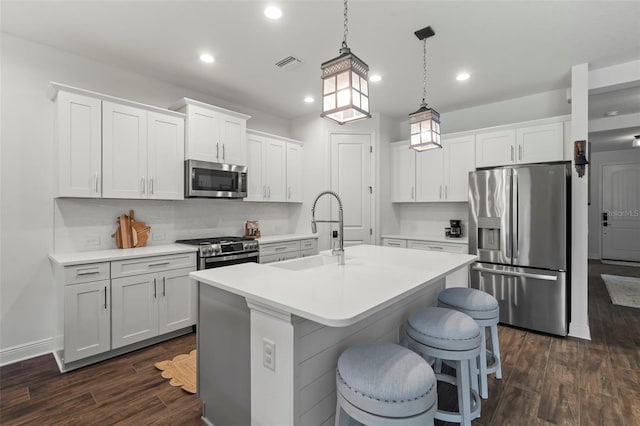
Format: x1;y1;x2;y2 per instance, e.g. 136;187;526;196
56;91;102;198
416;148;444;202
64;280;111;363
147;112;185;200
102;102;148;199
185;104;220;162
475;129;516;168
517;122;563;164
286;142;302;202
220;113;246;166
390;142;416;202
246;135;265;201
443;135;475;201
382;238;407;248
158;267;196;334
111;273;159;349
264;138;286;202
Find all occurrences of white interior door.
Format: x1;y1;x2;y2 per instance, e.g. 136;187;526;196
330;132;373;246
602;162;640;262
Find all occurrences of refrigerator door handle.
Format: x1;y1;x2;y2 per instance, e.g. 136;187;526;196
513;173;519;259
472;265;558;281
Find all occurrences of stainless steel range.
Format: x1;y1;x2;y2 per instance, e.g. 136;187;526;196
176;236;259;270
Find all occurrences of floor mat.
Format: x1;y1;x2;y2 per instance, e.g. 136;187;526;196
601;274;640;309
155;349;196;394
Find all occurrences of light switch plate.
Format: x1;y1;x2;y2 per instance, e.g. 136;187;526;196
263;338;276;371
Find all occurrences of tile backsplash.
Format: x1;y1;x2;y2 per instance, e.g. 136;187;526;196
54;198;298;252
397;202;469;238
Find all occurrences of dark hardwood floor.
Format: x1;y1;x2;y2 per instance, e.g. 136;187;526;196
1;260;638;425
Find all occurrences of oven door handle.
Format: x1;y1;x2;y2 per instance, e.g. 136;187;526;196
204;252;259;264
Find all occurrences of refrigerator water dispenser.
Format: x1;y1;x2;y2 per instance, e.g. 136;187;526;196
477;217;502;251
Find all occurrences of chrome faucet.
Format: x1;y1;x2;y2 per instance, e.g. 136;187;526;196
311;190;345;265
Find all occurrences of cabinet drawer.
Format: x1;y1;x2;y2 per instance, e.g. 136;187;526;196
260;241;301;256
300;239;318;251
260;251;299;264
111;253;197;278
407;240;468;253
64;262;110;285
382;238;407;248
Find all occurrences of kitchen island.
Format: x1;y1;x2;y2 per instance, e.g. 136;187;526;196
192;244;476;426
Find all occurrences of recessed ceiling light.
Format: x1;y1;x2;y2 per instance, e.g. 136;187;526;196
605;110;618;117
264;5;282;19
304;96;315;103
633;135;640;148
369;74;382;82
199;53;215;64
456;72;470;81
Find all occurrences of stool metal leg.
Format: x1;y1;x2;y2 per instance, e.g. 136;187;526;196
479;327;488;398
490;324;502;380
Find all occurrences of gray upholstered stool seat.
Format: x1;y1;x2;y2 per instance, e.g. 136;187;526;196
437;287;499;320
438;287;502;400
335;343;437;425
406;307;482;426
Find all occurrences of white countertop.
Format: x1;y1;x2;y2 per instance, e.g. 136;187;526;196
382;234;468;244
191;244;476;327
49;244;198;266
256;233;318;244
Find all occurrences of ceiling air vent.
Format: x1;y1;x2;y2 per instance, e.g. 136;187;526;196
275;56;303;71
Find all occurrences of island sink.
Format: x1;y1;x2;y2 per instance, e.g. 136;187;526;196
269;254;351;271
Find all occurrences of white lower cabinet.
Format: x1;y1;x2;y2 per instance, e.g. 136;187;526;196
111;266;195;349
382;237;469;287
259;238;318;264
63;279;111;363
57;252;196;368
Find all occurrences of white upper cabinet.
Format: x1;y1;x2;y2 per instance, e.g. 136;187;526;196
147;112;184;200
102;102;148;199
171;98;250;166
476;120;565;168
390;142;416;202
475;129;516;168
391;135;474;203
443;135;476;201
516;122;564;164
416;148;444;202
246;129;304;203
54;90;102;198
286;142;302;202
49;83;185;200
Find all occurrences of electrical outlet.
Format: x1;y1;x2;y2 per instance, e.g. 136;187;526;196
152;232;166;241
84;235;101;248
263;338;276;371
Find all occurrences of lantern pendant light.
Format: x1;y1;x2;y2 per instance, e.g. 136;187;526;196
320;0;371;125
409;26;441;151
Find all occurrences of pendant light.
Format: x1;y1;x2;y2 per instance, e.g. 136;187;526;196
320;0;371;125
409;26;441;151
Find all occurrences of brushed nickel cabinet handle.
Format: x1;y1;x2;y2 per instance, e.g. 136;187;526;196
163;276;166;297
95;172;99;193
216;143;219;160
222;144;226;161
153;278;157;299
140;178;145;194
511;146;514;161
149;177;154;195
104;286;107;309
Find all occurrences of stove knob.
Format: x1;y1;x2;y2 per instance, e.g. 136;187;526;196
212;244;222;255
201;246;212;257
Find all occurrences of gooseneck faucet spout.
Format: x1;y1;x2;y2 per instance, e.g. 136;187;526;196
311;190;345;265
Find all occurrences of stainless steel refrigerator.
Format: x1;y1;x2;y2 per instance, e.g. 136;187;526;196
469;163;570;336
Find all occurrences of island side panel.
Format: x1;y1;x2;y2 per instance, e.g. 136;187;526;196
198;283;251;425
293;277;445;425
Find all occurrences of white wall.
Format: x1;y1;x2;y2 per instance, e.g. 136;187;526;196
398;88;570;138
588;148;640;259
0;34;296;362
397;203;469;238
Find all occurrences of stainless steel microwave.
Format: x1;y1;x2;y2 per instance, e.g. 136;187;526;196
185;160;247;198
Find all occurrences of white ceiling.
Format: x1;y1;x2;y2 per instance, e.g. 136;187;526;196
1;1;639;122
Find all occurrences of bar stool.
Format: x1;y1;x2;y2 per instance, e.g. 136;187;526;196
406;307;481;426
335;342;437;426
438;287;502;399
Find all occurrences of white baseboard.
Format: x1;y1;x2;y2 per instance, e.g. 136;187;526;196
568;322;591;340
0;337;55;367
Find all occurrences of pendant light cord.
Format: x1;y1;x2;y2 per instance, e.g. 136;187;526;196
342;0;349;49
422;38;427;105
